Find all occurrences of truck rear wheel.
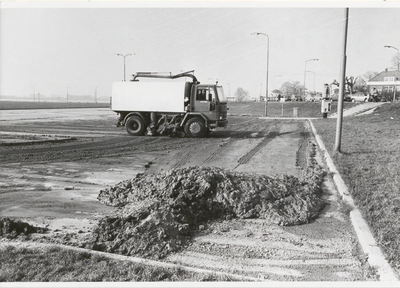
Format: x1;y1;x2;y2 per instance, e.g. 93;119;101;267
125;116;145;136
184;117;206;138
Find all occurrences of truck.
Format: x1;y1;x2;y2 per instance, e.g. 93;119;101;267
111;71;228;138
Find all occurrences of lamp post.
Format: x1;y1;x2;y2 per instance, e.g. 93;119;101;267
31;86;35;102
384;45;399;102
334;8;349;153
384;45;399;71
306;71;315;94
251;32;269;116
94;86;98;103
66;87;69;103
116;53;134;81
304;59;318;99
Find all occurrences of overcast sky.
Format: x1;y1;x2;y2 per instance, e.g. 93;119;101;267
1;1;400;101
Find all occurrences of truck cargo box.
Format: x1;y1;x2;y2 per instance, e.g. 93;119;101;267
112;81;186;113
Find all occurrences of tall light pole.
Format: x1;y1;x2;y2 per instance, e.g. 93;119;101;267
384;45;399;71
116;53;134;81
66;87;69;103
251;32;269;116
306;71;315;93
334;8;349;153
94;86;98;103
31;86;35;102
384;45;399;102
303;59;318;99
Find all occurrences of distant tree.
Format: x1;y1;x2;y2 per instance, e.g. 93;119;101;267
363;71;379;81
235;87;249;102
391;54;400;71
280;81;304;98
354;77;367;93
345;76;358;94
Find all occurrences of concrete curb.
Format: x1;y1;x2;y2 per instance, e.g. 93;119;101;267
308;119;399;282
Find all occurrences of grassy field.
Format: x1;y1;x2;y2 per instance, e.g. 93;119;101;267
0;101;110;110
0;245;235;282
312;103;400;274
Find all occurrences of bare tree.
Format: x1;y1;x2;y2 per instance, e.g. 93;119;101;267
354;77;367;93
363;71;379;81
392;54;400;71
345;76;358;94
235;87;249;102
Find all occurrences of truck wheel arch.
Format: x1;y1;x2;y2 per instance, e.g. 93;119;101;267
123;112;149;126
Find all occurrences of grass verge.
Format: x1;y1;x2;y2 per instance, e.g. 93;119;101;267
312;103;400;274
0;244;237;282
227;101;360;118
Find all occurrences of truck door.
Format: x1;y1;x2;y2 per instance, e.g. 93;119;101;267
194;87;212;112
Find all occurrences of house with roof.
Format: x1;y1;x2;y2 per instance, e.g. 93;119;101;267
367;69;400;101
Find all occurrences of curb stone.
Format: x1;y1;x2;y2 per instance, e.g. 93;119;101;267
308;119;398;281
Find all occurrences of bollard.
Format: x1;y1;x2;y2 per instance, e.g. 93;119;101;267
293;107;298;117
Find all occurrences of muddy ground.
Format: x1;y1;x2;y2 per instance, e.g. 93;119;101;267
0;108;377;281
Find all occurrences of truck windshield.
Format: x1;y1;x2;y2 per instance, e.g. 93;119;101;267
216;86;227;102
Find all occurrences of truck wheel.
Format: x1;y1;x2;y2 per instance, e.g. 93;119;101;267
184;117;206;138
125;116;145;136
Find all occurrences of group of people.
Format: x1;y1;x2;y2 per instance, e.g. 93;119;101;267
370;87;380;102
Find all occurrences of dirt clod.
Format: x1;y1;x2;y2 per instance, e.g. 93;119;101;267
91;144;325;259
0;218;47;239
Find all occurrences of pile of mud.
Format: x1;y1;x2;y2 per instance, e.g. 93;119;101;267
90;142;326;259
0;218;47;239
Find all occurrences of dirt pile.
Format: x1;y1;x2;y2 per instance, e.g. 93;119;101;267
90;141;326;259
0;218;47;239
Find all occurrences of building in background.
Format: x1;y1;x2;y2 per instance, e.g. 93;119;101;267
367;69;400;102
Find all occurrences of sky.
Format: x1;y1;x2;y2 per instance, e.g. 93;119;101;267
1;1;400;102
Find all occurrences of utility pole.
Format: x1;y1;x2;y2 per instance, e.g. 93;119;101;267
334;8;349;153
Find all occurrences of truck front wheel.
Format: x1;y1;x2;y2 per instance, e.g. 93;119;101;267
125;116;145;136
184;117;206;138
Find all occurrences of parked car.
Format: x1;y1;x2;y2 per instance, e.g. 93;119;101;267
344;94;353;102
349;92;370;102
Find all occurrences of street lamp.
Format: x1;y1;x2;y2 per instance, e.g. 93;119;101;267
116;53;134;81
31;86;35;102
66;87;69;103
94;86;98;103
251;32;269;116
384;45;399;71
304;59;318;99
306;71;315;93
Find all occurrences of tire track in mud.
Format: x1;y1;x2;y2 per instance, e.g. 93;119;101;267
0;136;164;163
234;131;280;168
